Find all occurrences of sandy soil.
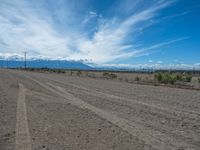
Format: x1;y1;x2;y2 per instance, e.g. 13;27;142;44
0;69;200;150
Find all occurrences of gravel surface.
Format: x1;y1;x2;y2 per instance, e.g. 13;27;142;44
0;69;200;150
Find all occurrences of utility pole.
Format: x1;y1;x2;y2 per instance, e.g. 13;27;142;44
24;51;27;70
6;58;8;69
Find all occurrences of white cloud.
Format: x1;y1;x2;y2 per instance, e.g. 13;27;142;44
157;61;163;64
69;1;182;63
0;1;73;57
0;0;184;64
148;60;153;63
194;63;200;66
89;11;98;17
82;11;99;25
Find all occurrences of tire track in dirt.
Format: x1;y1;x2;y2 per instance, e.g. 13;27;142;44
57;84;200;146
45;76;200;117
29;80;200;149
25;75;190;150
24;74;199;149
46;82;196;150
16;84;32;150
24;76;158;149
19;70;200;116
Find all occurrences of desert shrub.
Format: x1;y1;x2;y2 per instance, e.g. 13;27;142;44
160;73;170;84
103;72;109;77
176;74;183;81
198;78;200;83
154;72;162;82
154;72;177;84
134;76;140;81
109;73;117;79
186;75;192;82
77;70;82;76
181;75;192;82
57;69;65;73
51;69;63;73
154;72;194;84
48;69;65;73
169;74;177;84
185;75;192;82
102;72;117;79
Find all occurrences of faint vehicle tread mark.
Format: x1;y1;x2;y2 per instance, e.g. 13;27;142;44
46;82;193;150
25;76;194;149
16;83;32;150
25;73;200;116
49;78;200;116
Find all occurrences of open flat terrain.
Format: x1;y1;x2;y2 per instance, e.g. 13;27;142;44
0;69;200;150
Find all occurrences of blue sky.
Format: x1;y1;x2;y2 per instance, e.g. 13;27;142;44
0;0;200;69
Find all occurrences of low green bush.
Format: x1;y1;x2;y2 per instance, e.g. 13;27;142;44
170;74;178;84
154;72;177;84
176;74;183;81
154;72;162;82
56;69;65;73
109;73;117;79
184;75;192;82
155;72;193;84
102;72;117;79
198;78;200;83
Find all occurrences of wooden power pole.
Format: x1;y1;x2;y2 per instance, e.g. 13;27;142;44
24;51;27;70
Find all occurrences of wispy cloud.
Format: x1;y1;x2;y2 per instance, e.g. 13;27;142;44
0;0;72;56
0;0;186;64
82;11;99;25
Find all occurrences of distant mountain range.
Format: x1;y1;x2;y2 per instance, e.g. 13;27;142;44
0;59;199;71
0;59;93;70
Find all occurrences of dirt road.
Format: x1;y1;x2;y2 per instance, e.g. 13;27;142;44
0;69;200;150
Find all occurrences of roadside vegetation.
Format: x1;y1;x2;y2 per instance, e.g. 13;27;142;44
102;72;117;79
25;68;66;73
154;72;192;84
17;67;200;89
